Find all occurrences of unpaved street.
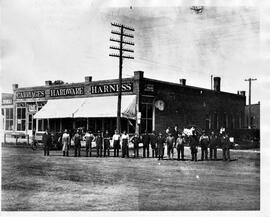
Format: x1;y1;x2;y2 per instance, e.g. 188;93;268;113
1;146;259;211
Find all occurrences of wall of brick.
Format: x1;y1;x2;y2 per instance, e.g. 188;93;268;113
141;78;246;133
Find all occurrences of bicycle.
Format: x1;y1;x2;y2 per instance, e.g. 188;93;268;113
31;137;38;150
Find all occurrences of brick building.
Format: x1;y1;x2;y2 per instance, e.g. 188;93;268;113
1;71;246;136
245;102;260;129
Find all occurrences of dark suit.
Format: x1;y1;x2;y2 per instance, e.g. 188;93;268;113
157;136;165;160
42;132;51;156
96;135;103;157
142;133;150;158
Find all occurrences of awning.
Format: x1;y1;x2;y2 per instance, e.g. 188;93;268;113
74;95;136;118
34;98;85;119
34;95;137;119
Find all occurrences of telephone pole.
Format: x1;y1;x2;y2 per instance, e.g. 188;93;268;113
109;22;135;133
244;78;257;128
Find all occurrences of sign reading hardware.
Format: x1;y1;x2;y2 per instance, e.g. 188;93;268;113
50;87;84;97
16;90;45;99
90;83;133;94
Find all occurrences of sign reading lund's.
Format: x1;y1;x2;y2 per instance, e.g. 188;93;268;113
90;83;133;94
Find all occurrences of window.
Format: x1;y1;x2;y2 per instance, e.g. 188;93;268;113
4;108;14;131
37;102;47;132
213;113;218;129
17;107;26;131
28;114;33;130
141;103;153;133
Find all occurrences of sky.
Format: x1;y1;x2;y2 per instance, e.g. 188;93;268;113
0;0;265;105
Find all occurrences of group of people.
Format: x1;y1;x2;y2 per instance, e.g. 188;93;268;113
42;125;233;161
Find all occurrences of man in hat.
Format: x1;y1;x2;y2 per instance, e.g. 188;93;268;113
73;129;82;157
95;131;103;157
165;132;175;159
150;131;158;158
176;133;185;161
103;130;111;157
84;130;95;157
62;129;70;157
42;128;52;156
112;130;121;157
199;131;209;161
121;130;129;158
157;132;165;160
141;130;150;158
131;133;140;158
209;131;218;160
189;131;198;161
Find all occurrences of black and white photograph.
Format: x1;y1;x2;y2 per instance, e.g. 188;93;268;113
0;0;269;216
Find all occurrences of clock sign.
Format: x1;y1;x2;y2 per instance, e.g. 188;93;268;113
155;100;165;111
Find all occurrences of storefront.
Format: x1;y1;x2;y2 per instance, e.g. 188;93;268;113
2;70;246;136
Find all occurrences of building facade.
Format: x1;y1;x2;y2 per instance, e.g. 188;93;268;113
245;102;260;129
1;71;246;136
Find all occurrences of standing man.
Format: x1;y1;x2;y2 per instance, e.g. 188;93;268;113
209;131;217;160
172;125;179;157
62;129;70;157
199;131;209;161
73;129;81;157
176;133;185;161
103;130;111;157
150;131;158;158
142;130;150;158
42;129;51;156
84;130;95;157
220;132;227;161
165;132;175;159
157;132;165;160
95;131;103;157
224;133;231;161
121;131;129;158
189;131;198;161
131;133;140;158
112;130;121;157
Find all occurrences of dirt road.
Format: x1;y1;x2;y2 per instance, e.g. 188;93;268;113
1;147;259;211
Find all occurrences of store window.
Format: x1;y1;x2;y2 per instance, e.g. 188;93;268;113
4;108;14;131
38;119;48;131
37;102;47;132
17;107;26;131
141;103;153;133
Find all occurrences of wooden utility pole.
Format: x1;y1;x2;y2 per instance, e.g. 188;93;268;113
109;23;135;133
244;78;257;128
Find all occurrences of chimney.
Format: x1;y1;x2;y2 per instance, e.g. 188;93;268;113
45;80;52;86
240;91;246;96
85;76;92;83
237;91;240;95
179;79;186;86
213;77;221;92
134;71;144;80
12;84;18;91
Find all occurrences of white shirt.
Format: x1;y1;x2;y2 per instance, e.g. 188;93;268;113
121;134;129;140
112;134;120;141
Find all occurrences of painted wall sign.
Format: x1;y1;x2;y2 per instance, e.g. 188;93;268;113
50;87;84;97
144;84;154;92
16;90;45;99
28;104;37;113
89;83;133;95
2;98;13;105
